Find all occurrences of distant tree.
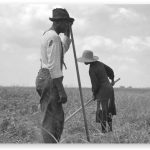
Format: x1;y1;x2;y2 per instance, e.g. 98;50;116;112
120;86;125;89
127;86;132;89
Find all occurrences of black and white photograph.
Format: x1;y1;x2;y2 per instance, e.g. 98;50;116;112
0;0;150;144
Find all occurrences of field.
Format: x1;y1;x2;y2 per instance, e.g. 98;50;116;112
0;86;150;143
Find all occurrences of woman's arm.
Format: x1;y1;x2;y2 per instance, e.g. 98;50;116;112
103;64;115;85
104;64;114;80
89;69;99;99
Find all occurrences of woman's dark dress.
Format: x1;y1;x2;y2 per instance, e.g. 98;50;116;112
89;61;116;115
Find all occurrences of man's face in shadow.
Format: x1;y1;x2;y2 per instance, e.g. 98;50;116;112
55;20;70;34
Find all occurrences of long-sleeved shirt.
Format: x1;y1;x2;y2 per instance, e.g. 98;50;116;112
89;61;114;96
40;30;71;79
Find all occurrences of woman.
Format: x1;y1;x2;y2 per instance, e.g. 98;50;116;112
78;50;116;133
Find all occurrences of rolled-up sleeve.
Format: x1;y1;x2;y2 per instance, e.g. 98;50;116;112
60;34;71;54
103;64;114;81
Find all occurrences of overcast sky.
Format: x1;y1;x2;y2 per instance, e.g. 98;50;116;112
0;1;150;88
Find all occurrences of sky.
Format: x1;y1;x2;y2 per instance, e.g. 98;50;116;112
0;1;150;88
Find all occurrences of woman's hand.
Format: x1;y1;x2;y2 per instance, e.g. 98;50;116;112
111;80;115;86
92;95;96;101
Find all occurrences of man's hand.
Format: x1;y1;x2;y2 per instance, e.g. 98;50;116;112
69;20;74;26
64;21;73;37
58;96;67;104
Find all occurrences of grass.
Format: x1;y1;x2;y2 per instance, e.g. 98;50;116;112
0;86;150;143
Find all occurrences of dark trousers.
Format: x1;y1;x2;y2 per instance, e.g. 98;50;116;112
35;68;64;143
36;68;50;97
36;68;67;108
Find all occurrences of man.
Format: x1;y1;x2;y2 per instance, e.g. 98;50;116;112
36;8;74;106
36;8;74;143
78;50;116;133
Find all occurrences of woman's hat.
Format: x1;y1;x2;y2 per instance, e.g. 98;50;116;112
77;50;99;63
49;8;74;22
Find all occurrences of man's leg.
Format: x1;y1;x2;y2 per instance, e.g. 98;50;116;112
53;76;67;104
40;78;51;103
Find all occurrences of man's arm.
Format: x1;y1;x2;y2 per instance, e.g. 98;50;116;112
60;22;73;54
60;34;71;54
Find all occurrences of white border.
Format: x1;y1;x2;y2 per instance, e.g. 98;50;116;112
0;0;150;4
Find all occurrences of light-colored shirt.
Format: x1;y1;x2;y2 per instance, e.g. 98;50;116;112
40;30;71;79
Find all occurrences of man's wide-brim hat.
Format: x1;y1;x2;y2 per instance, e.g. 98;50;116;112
49;8;74;22
77;50;99;63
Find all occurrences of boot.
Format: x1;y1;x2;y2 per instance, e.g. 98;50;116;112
53;77;67;104
101;121;107;133
108;113;113;132
108;121;112;132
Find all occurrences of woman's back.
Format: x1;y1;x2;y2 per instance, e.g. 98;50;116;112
89;61;110;88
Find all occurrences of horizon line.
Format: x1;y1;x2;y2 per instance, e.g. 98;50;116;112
0;85;150;89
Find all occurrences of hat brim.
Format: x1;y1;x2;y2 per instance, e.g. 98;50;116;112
49;17;74;22
77;56;99;63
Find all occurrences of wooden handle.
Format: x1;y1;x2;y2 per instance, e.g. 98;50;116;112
114;78;120;85
70;26;91;142
65;98;93;122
